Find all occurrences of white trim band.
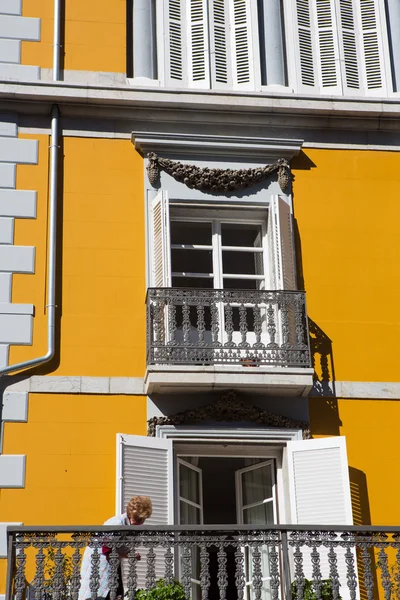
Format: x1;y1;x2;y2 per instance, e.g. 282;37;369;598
3;375;400;399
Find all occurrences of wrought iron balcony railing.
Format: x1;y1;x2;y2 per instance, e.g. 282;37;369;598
146;288;311;368
6;524;400;600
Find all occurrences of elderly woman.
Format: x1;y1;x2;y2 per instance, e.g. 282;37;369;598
78;496;152;600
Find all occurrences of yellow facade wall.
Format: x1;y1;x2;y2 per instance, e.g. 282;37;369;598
292;149;400;383
21;0;126;73
11;136;146;377
310;397;400;526
0;392;146;592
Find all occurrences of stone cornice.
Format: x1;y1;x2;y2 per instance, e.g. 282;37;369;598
2;80;400;131
133;132;303;159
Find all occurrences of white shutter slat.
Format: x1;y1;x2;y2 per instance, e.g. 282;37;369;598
117;434;173;588
188;0;210;88
360;0;385;91
295;0;316;89
316;0;341;92
229;0;258;89
210;0;231;86
339;0;361;90
268;196;296;291
149;190;171;288
287;437;355;600
166;0;184;85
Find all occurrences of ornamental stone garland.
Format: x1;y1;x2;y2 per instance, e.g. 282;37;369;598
147;152;291;193
147;390;311;439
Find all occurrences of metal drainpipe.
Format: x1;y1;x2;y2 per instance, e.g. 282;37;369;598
0;1;61;376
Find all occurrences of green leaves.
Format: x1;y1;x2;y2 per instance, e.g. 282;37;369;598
134;580;186;600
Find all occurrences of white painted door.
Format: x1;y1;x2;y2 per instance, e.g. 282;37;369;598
236;460;277;600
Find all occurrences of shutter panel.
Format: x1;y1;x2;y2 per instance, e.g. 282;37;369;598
209;0;259;90
149;190;171;288
287;436;353;525
337;0;388;96
187;0;210;88
359;0;387;94
117;434;173;587
287;437;355;600
315;0;341;92
295;0;316;90
166;0;185;86
229;0;259;90
338;0;361;91
295;0;342;93
209;0;231;87
268;196;297;291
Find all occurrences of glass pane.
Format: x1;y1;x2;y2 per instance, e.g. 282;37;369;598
172;276;213;289
171;221;212;245
223;278;259;290
222;250;264;276
221;223;262;247
180;463;200;503
242;465;273;505
180;501;201;525
243;502;274;525
171;248;213;274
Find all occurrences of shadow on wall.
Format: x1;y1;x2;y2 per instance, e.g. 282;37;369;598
350;467;379;600
290;155;342;436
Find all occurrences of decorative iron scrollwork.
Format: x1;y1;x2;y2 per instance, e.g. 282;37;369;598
147;390;311;439
147;153;291;193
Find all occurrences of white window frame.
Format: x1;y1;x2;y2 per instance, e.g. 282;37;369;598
170;213;270;289
157;425;304;526
148;195;296;292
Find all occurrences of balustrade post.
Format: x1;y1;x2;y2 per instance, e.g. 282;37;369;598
5;531;15;600
281;531;293;600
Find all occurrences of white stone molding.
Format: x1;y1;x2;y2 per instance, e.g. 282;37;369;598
133;131;303;160
3;375;400;399
0;119;38;366
0;522;22;557
0;1;40;82
2;391;28;421
6;376;145;395
0;455;26;488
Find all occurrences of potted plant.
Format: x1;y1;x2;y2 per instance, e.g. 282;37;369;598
134;579;186;600
291;578;341;600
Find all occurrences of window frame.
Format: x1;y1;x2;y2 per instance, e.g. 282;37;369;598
169;213;270;290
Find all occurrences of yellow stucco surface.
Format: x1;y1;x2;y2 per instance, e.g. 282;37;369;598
21;0;126;72
292;149;400;383
10;136;146;377
0;393;146;592
310;397;400;526
0;393;146;525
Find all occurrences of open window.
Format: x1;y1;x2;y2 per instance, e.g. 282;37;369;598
117;433;353;596
148;193;296;292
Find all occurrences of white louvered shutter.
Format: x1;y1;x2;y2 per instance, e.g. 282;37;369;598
336;0;388;96
267;196;297;290
187;0;210;88
149;190;171;288
165;0;184;86
229;0;259;90
117;434;173;587
209;0;259;90
287;437;355;600
209;0;231;87
294;0;342;93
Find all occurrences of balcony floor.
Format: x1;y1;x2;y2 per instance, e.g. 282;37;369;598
144;364;315;396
